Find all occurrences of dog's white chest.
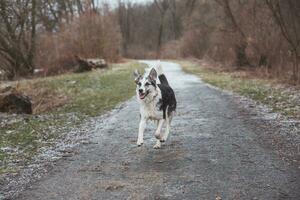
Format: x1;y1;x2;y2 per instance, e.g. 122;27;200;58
140;100;162;120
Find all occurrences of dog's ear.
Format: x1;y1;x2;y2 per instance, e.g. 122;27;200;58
148;68;157;82
133;69;141;84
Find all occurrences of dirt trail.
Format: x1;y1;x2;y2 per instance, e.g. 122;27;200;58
13;61;300;200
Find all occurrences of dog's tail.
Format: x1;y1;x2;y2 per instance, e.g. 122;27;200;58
155;61;170;86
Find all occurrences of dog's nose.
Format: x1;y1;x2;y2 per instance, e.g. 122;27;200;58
138;89;143;93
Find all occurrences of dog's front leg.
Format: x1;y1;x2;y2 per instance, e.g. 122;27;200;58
137;118;147;146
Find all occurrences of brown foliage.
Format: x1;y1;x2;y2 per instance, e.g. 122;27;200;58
160;40;181;59
178;0;300;83
0;1;121;79
115;0;299;84
1;0;299;84
35;10;121;76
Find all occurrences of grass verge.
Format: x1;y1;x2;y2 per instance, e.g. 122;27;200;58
0;61;145;174
177;60;300;119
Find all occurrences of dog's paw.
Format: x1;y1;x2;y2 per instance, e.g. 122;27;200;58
155;132;162;140
153;143;161;149
136;140;143;147
160;135;168;142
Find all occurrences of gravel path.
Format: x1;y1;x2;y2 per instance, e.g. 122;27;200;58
14;61;299;200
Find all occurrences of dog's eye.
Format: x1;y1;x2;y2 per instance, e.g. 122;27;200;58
145;82;150;86
138;82;141;86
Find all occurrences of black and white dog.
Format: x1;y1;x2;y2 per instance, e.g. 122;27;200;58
134;62;176;149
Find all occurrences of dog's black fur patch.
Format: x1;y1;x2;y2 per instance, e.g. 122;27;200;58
157;74;176;119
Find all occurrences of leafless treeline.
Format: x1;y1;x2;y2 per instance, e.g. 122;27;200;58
0;0;299;83
118;0;300;83
0;0;119;78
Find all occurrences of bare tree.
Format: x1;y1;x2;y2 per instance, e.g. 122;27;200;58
118;1;132;56
154;0;170;58
0;0;96;79
0;0;37;79
265;0;300;82
215;0;251;67
169;0;181;39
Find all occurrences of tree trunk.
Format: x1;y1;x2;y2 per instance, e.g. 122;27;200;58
220;0;251;67
156;18;164;59
28;0;36;75
235;43;250;67
259;54;268;67
292;52;300;83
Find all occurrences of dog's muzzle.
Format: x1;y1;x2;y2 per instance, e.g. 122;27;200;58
139;90;149;100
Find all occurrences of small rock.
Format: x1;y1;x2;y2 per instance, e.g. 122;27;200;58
69;80;77;85
216;196;222;200
6;130;14;134
105;184;124;191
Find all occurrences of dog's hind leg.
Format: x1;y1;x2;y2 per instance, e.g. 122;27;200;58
154;119;164;149
161;119;170;142
154;119;164;140
137;118;147;146
161;111;173;142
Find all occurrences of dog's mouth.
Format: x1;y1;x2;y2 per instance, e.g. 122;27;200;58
139;91;149;100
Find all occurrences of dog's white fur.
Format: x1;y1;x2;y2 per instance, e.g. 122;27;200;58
134;62;174;149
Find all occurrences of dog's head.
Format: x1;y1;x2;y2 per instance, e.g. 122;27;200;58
134;68;158;101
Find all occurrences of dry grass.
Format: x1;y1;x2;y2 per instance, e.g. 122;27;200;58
177;59;300;119
0;61;146;175
14;83;69;114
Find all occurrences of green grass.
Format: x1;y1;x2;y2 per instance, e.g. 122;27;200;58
177;60;300;118
0;61;145;174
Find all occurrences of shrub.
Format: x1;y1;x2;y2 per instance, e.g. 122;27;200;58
35;10;121;76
